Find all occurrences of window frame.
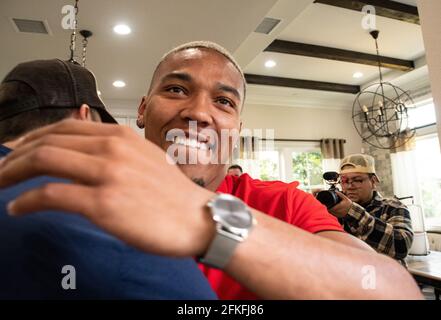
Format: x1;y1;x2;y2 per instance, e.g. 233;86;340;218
244;140;324;191
414;132;441;228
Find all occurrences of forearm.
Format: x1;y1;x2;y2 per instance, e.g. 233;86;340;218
316;231;375;252
225;209;422;300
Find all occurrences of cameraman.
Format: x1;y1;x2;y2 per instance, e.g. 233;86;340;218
328;154;414;266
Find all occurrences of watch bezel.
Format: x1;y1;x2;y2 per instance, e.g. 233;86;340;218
208;193;253;233
199;193;255;269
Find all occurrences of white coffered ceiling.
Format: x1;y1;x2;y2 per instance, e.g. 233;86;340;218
0;0;428;111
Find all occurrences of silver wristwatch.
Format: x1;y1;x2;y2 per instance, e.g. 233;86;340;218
199;193;255;269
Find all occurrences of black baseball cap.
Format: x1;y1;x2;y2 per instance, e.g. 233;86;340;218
0;59;117;123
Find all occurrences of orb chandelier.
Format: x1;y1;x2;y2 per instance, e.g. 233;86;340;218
352;30;415;150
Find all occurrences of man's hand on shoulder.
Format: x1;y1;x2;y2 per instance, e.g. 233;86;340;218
0;119;216;258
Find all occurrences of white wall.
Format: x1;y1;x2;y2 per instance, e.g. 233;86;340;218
103;98;363;155
418;0;441;151
103;99;140;117
241;104;363;155
102;99;144;135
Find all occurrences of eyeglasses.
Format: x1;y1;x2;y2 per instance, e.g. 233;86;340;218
340;176;369;187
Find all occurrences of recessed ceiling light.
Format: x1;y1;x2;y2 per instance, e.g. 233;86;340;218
113;24;131;35
265;60;276;68
113;80;126;88
353;72;363;79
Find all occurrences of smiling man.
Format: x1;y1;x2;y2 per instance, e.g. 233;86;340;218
0;42;422;299
137;43;245;190
328;154;414;266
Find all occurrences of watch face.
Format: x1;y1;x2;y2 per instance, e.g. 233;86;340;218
213;195;252;229
223;210;252;229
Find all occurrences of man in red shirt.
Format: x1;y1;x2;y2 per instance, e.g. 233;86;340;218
227;164;243;177
0;41;421;299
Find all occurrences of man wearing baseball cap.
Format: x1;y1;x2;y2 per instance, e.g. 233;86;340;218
327;153;414;266
0;59;216;299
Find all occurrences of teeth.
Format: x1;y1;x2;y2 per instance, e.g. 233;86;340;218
173;136;210;151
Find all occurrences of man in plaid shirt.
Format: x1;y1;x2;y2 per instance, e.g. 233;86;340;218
327;154;414;266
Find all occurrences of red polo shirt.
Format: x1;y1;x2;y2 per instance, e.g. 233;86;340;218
199;173;344;299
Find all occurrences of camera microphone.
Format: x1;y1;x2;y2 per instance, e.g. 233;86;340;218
315;171;342;209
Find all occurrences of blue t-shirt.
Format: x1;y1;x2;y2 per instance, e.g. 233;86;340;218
0;145;216;299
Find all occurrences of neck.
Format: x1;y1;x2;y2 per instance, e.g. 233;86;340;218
205;171;228;192
360;192;375;207
181;164;228;192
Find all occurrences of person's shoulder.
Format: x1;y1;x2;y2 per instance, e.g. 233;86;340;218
229;174;318;208
0;177;216;299
375;196;410;218
236;173;300;191
119;247;217;299
0;144;11;157
224;174;341;232
380;196;409;210
0;176;110;239
0;189;122;266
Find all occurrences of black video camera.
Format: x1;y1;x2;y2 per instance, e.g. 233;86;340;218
316;171;342;209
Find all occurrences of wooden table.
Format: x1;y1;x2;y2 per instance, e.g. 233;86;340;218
406;251;441;299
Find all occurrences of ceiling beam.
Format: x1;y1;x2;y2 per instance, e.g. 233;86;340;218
314;0;420;24
265;40;415;71
245;74;360;94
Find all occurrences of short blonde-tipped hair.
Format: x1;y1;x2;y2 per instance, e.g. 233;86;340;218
149;41;246;103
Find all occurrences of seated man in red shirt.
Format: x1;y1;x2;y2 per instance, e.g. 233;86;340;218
227;164;243;177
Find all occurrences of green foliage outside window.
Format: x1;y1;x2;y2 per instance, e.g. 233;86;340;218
420;180;441;218
253;150;324;191
257;151;279;181
259;160;279;181
292;151;323;191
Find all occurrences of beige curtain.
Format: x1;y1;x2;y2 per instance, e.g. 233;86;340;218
320;138;346;172
231;135;262;178
390;131;416;153
239;136;261;160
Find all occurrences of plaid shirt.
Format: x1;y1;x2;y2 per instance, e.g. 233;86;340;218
342;191;413;266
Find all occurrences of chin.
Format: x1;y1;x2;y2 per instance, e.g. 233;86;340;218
178;163;209;178
347;195;359;202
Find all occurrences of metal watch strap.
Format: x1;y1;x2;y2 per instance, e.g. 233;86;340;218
198;226;243;269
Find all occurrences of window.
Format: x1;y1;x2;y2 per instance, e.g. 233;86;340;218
238;141;324;192
415;134;441;223
257;150;280;181
408;99;436;129
291;151;324;192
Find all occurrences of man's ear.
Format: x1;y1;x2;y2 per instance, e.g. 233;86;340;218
75;104;92;121
371;175;379;188
137;96;147;129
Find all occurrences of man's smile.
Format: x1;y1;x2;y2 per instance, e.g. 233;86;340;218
173;135;213;151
